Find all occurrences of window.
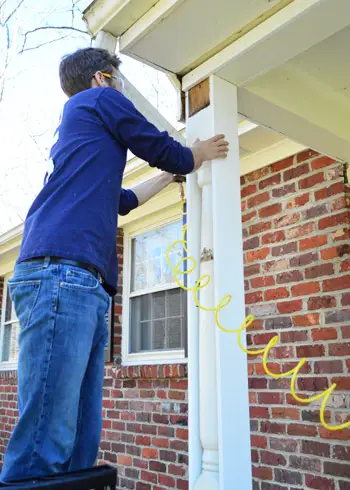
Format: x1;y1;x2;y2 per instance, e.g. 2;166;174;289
0;277;20;367
124;220;187;364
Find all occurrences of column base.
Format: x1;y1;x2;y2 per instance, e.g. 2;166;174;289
194;472;220;490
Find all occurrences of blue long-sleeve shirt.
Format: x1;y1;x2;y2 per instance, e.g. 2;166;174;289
18;87;194;295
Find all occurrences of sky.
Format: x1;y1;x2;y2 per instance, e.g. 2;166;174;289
0;0;181;235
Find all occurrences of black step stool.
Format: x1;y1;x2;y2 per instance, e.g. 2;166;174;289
0;465;117;489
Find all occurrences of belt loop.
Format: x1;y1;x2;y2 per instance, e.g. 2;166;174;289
43;256;50;269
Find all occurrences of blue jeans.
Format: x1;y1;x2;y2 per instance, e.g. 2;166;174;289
1;258;110;481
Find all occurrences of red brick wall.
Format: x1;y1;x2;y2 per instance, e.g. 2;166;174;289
242;151;350;490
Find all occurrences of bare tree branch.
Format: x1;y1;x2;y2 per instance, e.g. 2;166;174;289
2;0;25;25
0;23;10;103
20;35;70;54
19;25;89;54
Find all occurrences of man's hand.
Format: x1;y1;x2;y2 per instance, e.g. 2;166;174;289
191;134;229;171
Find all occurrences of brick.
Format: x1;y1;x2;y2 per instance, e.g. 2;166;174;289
274;469;302;486
247;248;270;263
249;407;270;419
249;379;268;390
271;408;300;421
260;421;286;434
324;462;350;478
266;318;293;331
272;242;297;257
286;222;315;240
277;270;303;284
286;193;310;209
251;276;275;288
244;236;260;250
247;167;270;182
333;446;350;461
332;377;350;390
307;295;336;310
312;328;337;341
280;330;308;343
248;191;270;208
142;448;158;459
296;149;319;162
323;275;350;292
300;235;328;251
290;252;318;267
325;166;343;180
299;172;324;189
296;344;325;358
305;263;334;279
263;259;288;272
329;342;350;357
287;423;317;437
342;292;350;305
284;163;309;182
325;310;350;324
251;435;267;449
260;451;286;466
244;264;260;276
305;475;335;490
141;471;157;484
291;282;320;297
158;475;175;488
249;221;272;235
331;195;347;211
262;230;285;245
319;427;350;440
277;300;302;314
341;260;350;274
319;211;349;230
342;326;350;339
311;156;337;170
272;183;296;197
246;291;263;304
271;156;294;172
292;313;320;327
270;437;297;453
260;174;281;190
302;440;330;457
274;214;300;228
252;333;277;345
315;182;344;200
264;287;289;301
258;392;283;405
339;481;350;490
255;362;280;375
298;376;328;391
259;203;282;218
252;466;273;481
304;203;329;220
159;450;176;462
177;479;188;490
241;184;257;198
242;210;257;223
290;455;321;472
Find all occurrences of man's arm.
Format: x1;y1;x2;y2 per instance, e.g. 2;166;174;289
97;88;228;176
119;172;175;215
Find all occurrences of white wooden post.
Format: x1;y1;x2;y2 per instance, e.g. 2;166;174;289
94;31;117;52
211;75;252;490
186;76;251;490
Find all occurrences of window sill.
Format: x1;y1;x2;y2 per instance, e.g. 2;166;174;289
0;363;18;378
123;349;187;366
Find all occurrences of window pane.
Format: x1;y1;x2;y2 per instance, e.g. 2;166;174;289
1;321;19;362
5;288;12;322
130;289;187;354
130;221;183;293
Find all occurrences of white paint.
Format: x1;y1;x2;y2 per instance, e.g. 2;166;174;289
238;87;349;162
185;169;202;490
210;75;252;490
94;30;118;52
182;0;350;90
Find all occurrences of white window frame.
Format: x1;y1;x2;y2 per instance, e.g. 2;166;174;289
0;273;18;371
122;213;187;366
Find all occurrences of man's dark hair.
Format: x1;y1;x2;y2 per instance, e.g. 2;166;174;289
59;47;121;97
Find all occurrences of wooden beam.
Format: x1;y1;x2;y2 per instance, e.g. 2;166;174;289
188;78;210;117
182;0;350;91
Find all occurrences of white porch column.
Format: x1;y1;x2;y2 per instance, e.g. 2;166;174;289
94;31;117;52
186;76;251;490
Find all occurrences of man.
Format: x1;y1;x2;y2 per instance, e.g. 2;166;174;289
1;47;228;480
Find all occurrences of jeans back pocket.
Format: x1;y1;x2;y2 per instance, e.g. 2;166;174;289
61;268;99;291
